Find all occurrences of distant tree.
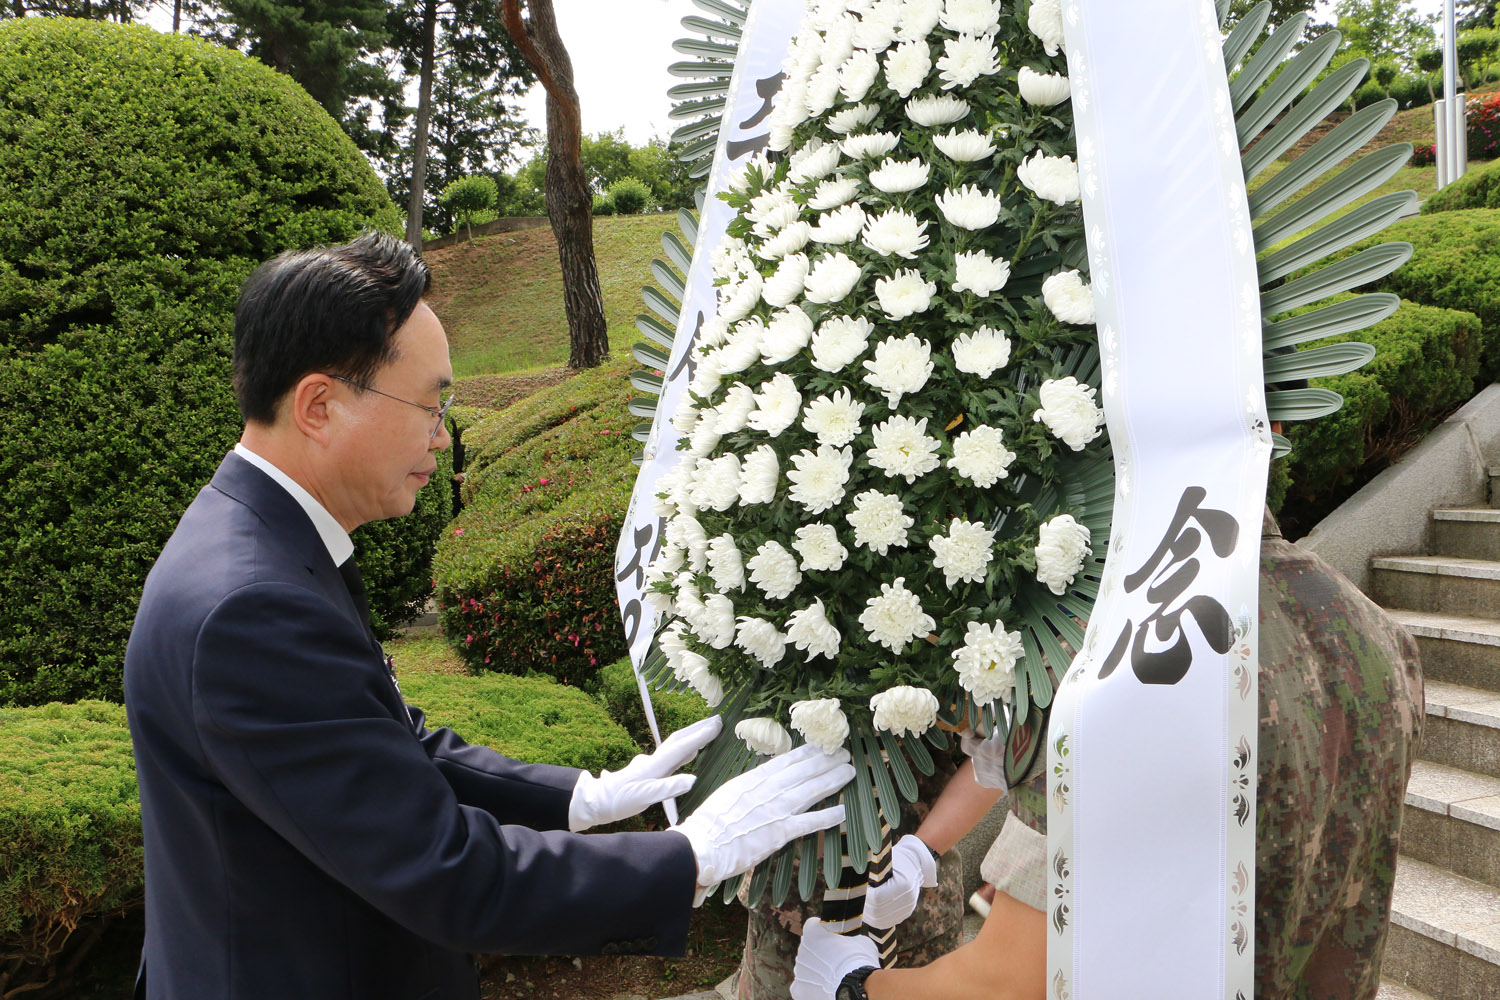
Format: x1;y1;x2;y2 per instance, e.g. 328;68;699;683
1225;0;1314;30
580;129;634;191
0;0;146;20
1460;1;1497;30
1334;0;1437;69
499;0;608;370
628;136;696;211
439;174;496;239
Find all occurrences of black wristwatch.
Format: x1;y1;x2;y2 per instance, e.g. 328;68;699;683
835;965;878;1000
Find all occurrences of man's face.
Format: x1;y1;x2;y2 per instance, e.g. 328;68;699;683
330;301;453;527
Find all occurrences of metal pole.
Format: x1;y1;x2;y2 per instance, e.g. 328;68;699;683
1436;99;1449;187
1441;0;1462;188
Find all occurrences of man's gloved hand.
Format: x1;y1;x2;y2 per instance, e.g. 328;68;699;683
568;716;723;832
862;833;938;929
790;918;880;1000
672;743;853;900
960;726;1007;790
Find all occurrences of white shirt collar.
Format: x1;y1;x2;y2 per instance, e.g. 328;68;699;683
233;443;355;566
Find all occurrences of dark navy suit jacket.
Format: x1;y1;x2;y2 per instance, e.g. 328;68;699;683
124;453;696;999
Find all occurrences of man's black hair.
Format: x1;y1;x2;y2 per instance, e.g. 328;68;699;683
232;232;432;424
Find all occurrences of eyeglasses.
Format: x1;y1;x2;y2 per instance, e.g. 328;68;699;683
331;375;455;439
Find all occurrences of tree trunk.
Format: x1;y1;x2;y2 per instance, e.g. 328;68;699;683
172;0;180;32
404;0;438;251
500;0;608;369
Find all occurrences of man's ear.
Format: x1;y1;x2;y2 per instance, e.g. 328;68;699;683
287;373;337;445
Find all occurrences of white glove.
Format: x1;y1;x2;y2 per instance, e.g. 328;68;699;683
861;833;938;929
790;918;880;1000
960;726;1007;790
568;716;723;832
672;743;853;898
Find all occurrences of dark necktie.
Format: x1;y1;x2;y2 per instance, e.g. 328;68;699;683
337;557;376;644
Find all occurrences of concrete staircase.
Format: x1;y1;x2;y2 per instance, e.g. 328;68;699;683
1369;467;1500;1000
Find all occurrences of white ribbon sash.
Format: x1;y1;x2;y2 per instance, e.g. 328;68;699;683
1049;3;1270;998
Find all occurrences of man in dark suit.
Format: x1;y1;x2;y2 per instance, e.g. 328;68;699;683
124;233;853;1000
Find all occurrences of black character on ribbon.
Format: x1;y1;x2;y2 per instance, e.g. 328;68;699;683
725;72;784;160
615;516;667;649
1098;486;1239;686
668;311;705;383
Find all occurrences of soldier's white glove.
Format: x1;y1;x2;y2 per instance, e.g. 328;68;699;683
960;727;1007;790
672;744;853;902
861;833;938;929
790;918;880;1000
568;716;722;832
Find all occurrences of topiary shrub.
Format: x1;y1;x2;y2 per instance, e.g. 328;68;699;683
433;356;639;687
0;701;142;995
605;177;652;215
1423;157;1500;212
0;19;445;705
594;657;713;749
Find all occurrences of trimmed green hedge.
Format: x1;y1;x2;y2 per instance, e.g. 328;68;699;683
434;356;640;687
0;19;441;705
1423;158;1500;213
595;657;712;749
0;701;142;985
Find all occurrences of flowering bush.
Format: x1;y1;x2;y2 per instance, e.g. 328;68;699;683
643;0;1110;772
1467;91;1500;161
1410;142;1436;168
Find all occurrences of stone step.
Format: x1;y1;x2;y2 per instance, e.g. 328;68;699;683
1372;555;1500;619
1383;856;1500;1000
1489;466;1500;509
1402;760;1500;890
1376;981;1436;1000
1388;609;1500;694
1434;507;1500;561
1422;679;1500;781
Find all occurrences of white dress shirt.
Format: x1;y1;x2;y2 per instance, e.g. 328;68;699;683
233;443;354;567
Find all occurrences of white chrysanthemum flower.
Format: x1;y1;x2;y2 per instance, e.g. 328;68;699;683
952;325;1012;378
687;352;723;399
805;62;844;118
697;314;731;351
792;523;849;572
761;306;816;365
658;619;689;668
868;157;931;195
789;141;842;184
759;221;814;261
884;39;931;97
949;424;1017;487
861;208;930;259
839;49;881;102
939;0;1001;34
713;382;757;435
736;717;794;756
735;619;789;670
677;650;724;707
827;101;879;134
667;513;709;570
752;201;802;240
790;698;849;752
860;577;936;652
1032;376;1104;451
727;155;762;195
699;593;737;649
671;400;700;435
874;268;937;319
951;250;1011;297
906;94;971;126
929;517;997;587
763;253;810;308
748;185;795;224
937;33;1000;89
675;572;705;628
853;0;902;50
811;315;874;373
935;184;1002;229
747;540;802;599
748;372;804;437
787;598;842;660
718;318;764;374
739;444;780;505
821;10;858;64
847;489;914;554
692;454;743;512
932;127;996;162
1042;269;1095;324
897;0;943;39
803;253;863;303
717;270;762;323
808;176;862;210
841;131;901;159
802;387;866;447
1028;0;1065;56
1035;513;1093;596
706;533;746;592
1017;150;1080;205
663;463;698;515
1018;66;1071;106
787;444;855;514
711;237;752;281
867;414;941;482
952;621;1023;703
688;416;721;459
863;334;934;407
811;203;868;245
870;685;939;737
769;121;796;151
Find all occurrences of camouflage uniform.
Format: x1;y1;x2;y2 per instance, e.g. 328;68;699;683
990;510;1424;1000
